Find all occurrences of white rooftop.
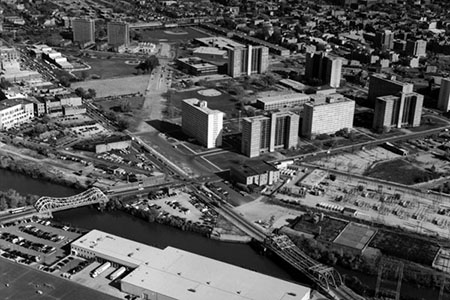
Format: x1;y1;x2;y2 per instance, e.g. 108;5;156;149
71;229;164;268
193;47;227;56
72;230;310;300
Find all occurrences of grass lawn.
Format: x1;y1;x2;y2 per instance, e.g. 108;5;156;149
364;158;440;185
73;56;139;79
71;75;149;98
0;258;119;300
168;88;239;118
136;27;210;42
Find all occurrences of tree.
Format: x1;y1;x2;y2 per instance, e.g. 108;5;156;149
74;87;86;98
87;88;96;99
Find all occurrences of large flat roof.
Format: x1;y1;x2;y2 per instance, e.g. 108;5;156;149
72;230;310;300
123;247;308;300
71;229;164;268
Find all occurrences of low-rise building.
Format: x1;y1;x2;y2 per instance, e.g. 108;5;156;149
256;93;310;110
176;57;218;76
230;160;280;186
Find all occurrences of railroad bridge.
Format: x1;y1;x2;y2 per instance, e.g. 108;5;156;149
34;187;109;213
266;235;365;300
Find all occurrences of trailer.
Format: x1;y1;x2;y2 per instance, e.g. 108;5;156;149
108;266;126;281
91;262;111;278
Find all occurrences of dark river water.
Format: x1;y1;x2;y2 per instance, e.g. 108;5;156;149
0;168;440;300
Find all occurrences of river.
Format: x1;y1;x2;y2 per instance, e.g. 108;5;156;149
0;168;441;299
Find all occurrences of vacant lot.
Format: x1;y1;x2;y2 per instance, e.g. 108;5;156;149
364;158;440;185
369;230;440;266
71;75;149;98
137;27;210;42
73;56;139;79
0;258;119;300
290;215;348;242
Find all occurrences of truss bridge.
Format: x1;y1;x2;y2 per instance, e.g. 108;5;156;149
34;187;109;213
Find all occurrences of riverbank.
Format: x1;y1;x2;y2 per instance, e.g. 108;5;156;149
0;147;89;190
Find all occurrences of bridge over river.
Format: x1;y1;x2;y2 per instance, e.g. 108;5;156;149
34;187;109;214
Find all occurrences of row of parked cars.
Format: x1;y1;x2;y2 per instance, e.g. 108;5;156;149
0;232;56;254
19;225;65;243
1;249;35;265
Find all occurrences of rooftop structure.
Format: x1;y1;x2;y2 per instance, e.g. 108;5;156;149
71;230;311;300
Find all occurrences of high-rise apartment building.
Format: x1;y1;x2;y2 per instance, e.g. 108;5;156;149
228;45;269;78
438;78;450;112
301;95;355;138
373;92;423;131
375;30;394;50
181;98;224;149
72;18;95;44
305;52;343;88
405;39;427;58
368;74;414;106
107;21;130;48
241;111;299;158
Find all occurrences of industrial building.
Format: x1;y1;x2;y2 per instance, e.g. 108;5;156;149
373;92;423;131
107;22;130;48
438;78;450;112
368;74;414;106
301;94;355;138
72;18;95;45
181;98;224;149
0;98;35;131
71;230;311;300
0;46;41;81
230;160;280;186
256;93;310;110
241;111;299;158
305;52;343;88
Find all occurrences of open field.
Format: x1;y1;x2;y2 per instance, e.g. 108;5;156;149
0;258;119;300
73;56;139;79
137;27;210;42
71;75;149;98
364;158;440;185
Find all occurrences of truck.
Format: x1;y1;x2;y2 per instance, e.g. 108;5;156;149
108;266;126;281
91;262;111;278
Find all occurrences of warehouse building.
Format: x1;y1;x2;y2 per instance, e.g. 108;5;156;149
71;230;311;300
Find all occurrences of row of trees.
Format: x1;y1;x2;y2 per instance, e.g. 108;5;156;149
0;189;39;211
74;87;97;99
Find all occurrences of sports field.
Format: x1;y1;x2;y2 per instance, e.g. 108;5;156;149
0;258;119;300
73;56;139;79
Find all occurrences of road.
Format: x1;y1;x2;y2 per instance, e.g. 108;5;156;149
272;124;450;164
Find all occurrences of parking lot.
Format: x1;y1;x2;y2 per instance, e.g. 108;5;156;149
0;219;82;266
